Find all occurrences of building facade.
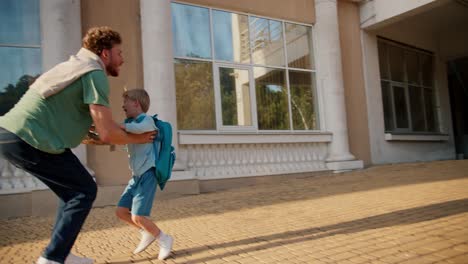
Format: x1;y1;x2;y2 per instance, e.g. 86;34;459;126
0;0;467;218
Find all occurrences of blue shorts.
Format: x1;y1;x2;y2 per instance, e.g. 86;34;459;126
117;168;157;216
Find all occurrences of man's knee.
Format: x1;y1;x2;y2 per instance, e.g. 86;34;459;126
80;182;97;207
87;182;98;202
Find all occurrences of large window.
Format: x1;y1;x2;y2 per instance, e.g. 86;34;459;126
0;0;42;116
378;38;438;133
172;2;319;131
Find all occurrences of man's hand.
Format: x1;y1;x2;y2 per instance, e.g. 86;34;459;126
81;127;109;145
134;130;157;144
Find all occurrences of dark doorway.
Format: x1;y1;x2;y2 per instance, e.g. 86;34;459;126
448;57;468;159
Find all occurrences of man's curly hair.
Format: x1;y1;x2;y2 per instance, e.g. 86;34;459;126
82;26;122;56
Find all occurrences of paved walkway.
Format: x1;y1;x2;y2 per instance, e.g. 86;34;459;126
1;160;467;264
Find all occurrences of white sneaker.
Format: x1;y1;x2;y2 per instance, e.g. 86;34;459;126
133;230;156;254
158;234;173;260
36;257;60;264
65;253;93;264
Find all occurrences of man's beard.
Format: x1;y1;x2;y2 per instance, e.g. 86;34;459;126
106;65;119;77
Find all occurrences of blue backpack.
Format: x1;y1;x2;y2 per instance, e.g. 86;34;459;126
152;115;176;190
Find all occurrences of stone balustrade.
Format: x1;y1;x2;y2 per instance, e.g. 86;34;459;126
0;159;47;194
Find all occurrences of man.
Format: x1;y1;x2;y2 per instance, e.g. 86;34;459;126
0;27;155;264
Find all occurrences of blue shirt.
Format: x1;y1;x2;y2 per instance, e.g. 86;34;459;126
124;113;158;177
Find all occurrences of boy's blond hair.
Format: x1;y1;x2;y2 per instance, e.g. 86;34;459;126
123;89;150;113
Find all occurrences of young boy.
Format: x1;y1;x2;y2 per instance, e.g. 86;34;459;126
115;89;173;260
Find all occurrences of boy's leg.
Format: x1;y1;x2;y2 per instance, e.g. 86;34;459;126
0;129;96;263
131;169;160;254
116;207;140;229
130;169;173;260
116;178;141;229
131;215;160;236
131;215;161;254
130;168;158;233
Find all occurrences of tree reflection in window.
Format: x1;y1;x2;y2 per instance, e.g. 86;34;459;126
174;59;216;130
254;67;289;130
0;75;37;115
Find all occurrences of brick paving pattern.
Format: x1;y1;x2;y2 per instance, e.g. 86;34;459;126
0;160;467;263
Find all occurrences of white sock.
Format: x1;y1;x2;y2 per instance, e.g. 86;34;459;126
158;231;166;240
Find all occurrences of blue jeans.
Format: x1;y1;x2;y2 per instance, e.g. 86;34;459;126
0;128;97;263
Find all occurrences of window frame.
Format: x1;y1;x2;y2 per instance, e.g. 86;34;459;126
0;0;42;116
172;1;321;133
378;37;439;134
213;63;258;131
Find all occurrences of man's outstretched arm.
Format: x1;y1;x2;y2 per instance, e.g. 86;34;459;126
89;104;155;145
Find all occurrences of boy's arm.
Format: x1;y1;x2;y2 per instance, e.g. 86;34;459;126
124;116;157;134
89;104;156;144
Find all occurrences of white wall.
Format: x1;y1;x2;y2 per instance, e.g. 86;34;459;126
361;25;456;164
360;0;449;30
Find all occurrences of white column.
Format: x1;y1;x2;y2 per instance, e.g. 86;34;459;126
40;0;88;166
315;0;363;171
140;0;186;171
40;0;82;70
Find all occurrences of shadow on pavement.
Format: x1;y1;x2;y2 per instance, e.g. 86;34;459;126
124;198;468;263
0;160;467;248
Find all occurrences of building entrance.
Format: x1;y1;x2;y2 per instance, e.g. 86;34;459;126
448;57;468;159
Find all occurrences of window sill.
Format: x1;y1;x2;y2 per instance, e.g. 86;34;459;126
178;131;332;145
384;133;450;142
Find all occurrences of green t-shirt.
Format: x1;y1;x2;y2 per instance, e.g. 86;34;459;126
0;70;109;154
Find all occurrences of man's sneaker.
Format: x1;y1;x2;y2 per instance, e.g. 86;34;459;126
65;253;94;264
36;257;60;264
133;230;156;254
158;234;174;260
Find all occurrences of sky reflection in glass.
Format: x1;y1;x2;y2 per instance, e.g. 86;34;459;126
213;10;250;63
171;3;211;59
0;0;40;45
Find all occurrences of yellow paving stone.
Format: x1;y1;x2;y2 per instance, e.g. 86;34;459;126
434;248;468;258
378;252;418;263
1;160;468;264
327;251;357;261
453;244;468;253
444;254;468;264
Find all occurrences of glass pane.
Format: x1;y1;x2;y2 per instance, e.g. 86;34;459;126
289;71;318;130
0;0;40;45
406;51;420;85
250;17;285;66
171;3;211;59
254;67;289;130
219;67;252;126
408;86;425;131
424;89;437;132
0;47;41;116
174;59;215;130
421;54;434;87
381;81;394;131
285;23;314;70
388;45;405;82
378;41;390;80
393;85;409;128
213;10;250;63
